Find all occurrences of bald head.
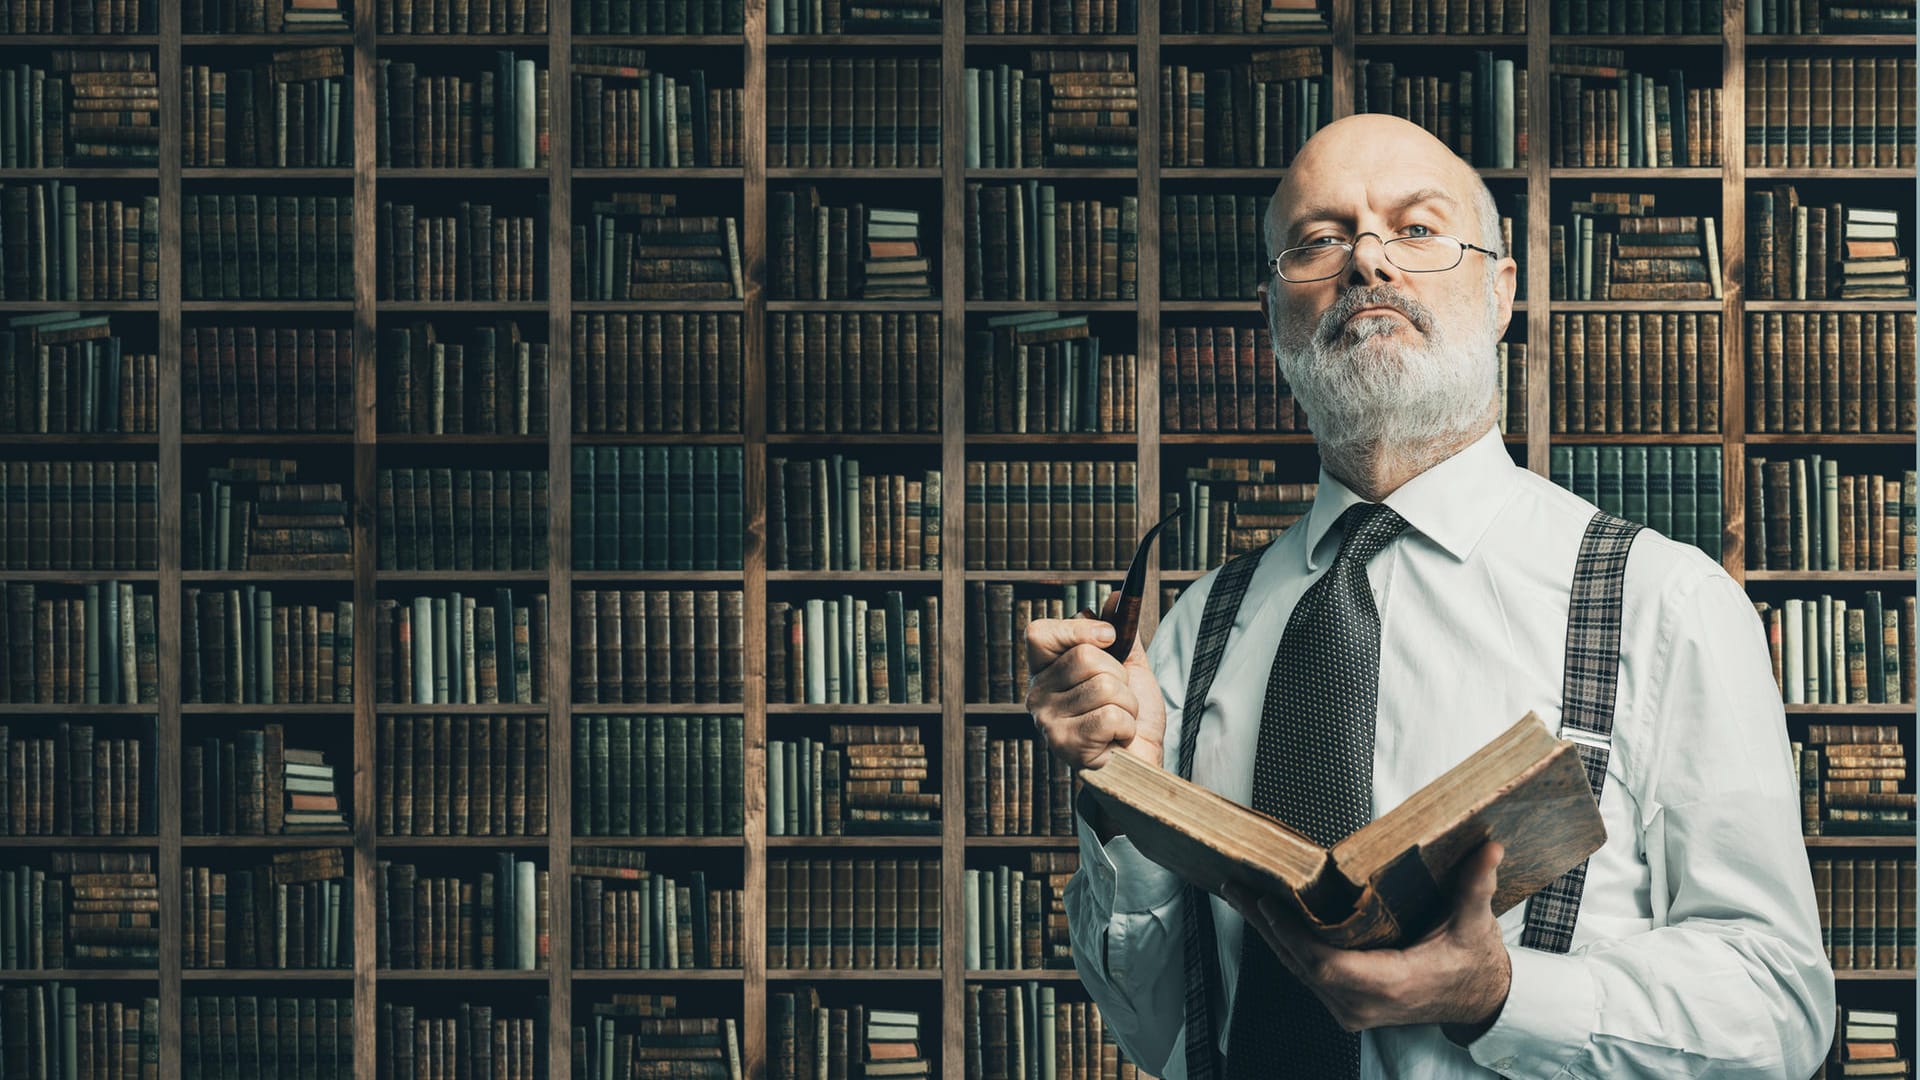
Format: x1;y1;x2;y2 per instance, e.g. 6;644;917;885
1264;114;1502;264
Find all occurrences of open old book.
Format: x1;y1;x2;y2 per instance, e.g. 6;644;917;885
1077;712;1607;949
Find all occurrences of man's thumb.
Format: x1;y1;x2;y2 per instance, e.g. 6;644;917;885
1450;840;1504;926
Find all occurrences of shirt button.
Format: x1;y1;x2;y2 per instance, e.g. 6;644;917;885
1494;1057;1517;1071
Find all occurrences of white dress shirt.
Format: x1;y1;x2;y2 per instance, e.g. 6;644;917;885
1063;424;1836;1079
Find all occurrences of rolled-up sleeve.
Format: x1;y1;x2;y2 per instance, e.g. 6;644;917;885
1469;568;1837;1078
1062;586;1207;1078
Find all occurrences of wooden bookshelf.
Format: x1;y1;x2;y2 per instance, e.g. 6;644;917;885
0;0;1911;1075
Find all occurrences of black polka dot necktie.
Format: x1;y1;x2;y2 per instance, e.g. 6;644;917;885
1223;501;1409;1080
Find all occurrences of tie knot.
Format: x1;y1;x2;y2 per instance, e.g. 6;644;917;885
1334;502;1408;568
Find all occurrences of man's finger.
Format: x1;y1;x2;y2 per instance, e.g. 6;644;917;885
1025;617;1115;669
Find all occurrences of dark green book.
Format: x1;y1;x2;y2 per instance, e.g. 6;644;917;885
1697;446;1722;561
619;446;645;569
572;448;595;571
1672;447;1698;548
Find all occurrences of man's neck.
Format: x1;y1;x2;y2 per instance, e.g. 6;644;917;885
1322;420;1495;502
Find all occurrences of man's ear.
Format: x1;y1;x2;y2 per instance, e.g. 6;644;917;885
1492;255;1519;337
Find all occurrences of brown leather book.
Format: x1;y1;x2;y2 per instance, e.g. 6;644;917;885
1078;712;1605;949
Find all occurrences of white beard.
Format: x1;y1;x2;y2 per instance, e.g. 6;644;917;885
1272;284;1500;482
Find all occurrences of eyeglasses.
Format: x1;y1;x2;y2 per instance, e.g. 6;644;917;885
1268;232;1501;283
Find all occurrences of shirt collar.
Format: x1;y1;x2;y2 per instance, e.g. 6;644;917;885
1302;425;1520;571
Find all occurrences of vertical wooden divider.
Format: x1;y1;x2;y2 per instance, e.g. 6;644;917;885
939;4;969;1075
156;0;186;1068
1525;0;1551;474
1719;0;1748;583
1138;0;1164;646
351;0;380;1066
547;0;576;1065
743;0;773;1069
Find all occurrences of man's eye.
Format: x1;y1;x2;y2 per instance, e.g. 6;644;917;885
1400;224;1434;237
1304;236;1346;247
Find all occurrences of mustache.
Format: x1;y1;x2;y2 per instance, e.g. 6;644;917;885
1315;285;1435;345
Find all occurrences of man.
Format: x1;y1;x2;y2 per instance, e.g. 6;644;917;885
1025;113;1835;1079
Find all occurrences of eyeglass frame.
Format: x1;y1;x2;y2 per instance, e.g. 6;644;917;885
1266;231;1503;284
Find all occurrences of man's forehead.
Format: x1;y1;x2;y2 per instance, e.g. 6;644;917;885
1273;177;1466;234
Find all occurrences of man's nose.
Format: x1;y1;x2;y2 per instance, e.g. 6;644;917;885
1346;233;1396;286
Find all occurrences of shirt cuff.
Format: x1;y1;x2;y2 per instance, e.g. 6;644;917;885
1077;801;1186;916
1466;945;1597;1079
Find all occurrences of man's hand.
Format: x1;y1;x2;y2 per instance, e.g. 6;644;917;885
1024;618;1167;772
1223;841;1513;1044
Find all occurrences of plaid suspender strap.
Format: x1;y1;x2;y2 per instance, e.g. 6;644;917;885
1519;511;1643;954
1173;547;1268;1080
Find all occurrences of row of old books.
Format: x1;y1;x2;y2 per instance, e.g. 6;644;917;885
375;856;550;970
766;58;943;169
966;725;1077;837
1161;50;1329;168
771;0;938;30
0;986;158;1080
1820;1005;1909;1080
570;849;742;969
1166;0;1325;29
1751;191;1912;301
181;590;352;704
572;714;746;837
574;192;740;301
570;51;743;168
183;49;348;169
1762;0;1912;29
0;720;155;836
0;185;158;302
1746;58;1916;170
1810;856;1917;967
1;581;158;705
1;53;158;168
1770;599;1915;710
1555;0;1719;30
572;312;741;435
570;589;744;705
181;850;349;969
768;456;940;572
0;313;157;434
970;315;1138;435
3;0;156;29
1797;722;1904;834
963;459;1139;571
968;0;1135;30
1547;50;1719;167
970;579;1107;705
768;593;941;706
1364;0;1525;29
573;0;745;31
1747;313;1916;435
186;459;351;572
380;1002;543;1080
376;53;545;169
1550;312;1722;435
1747;457;1915;572
378;321;548;435
970;984;1153;1080
183;994;353;1080
376;197;544;302
1551;445;1724;558
184;324;354;434
1159;325;1300;435
378;0;549;31
964;854;1077;970
970;184;1137;301
1162;466;1317;571
184;724;349;835
767;312;943;436
1356;55;1527;168
771;991;929;1080
374;590;546;705
0;460;157;571
182;192;351;301
967;55;1128;168
573;446;745;571
1552;197;1723;302
1163;193;1266;302
574;996;740;1080
772;190;932;300
769;724;939;837
186;0;349;31
767;858;942;970
379;715;552;836
0;852;156;969
376;466;550;572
